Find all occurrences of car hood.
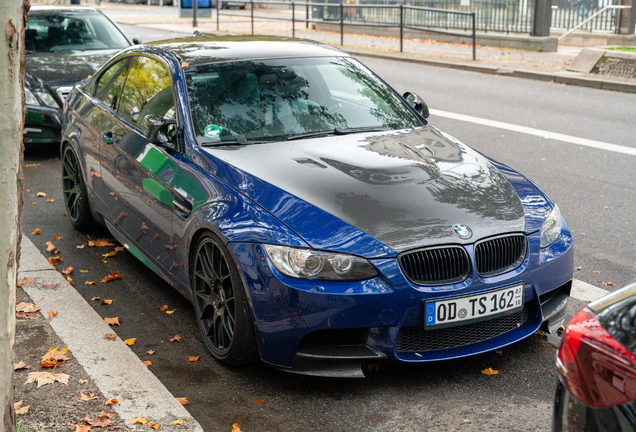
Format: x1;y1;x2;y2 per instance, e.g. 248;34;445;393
203;127;532;254
26;49;119;89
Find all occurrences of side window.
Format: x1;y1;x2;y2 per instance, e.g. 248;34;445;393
118;56;174;128
94;58;132;111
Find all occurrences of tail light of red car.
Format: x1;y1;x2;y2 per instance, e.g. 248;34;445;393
557;306;636;407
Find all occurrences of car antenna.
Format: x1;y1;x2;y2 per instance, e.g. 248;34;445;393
193;30;204;37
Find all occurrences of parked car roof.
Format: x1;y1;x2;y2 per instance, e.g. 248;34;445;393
143;35;349;66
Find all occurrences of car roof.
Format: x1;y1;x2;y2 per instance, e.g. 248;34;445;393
29;5;101;14
144;35;350;66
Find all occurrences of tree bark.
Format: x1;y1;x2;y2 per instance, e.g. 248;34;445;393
0;0;27;430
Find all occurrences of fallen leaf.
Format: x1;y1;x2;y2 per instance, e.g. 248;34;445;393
80;270;88;273
141;222;149;231
176;397;189;405
115;246;125;252
165;310;175;315
108;192;115;196
16;277;36;287
49;310;58;318
14;401;30;415
170;420;184;425
16;302;41;313
575;266;582;270
146;350;155;355
67;424;91;432
66;275;75;285
46;241;57;252
80;393;99;401
170;334;181;342
496;350;503;355
25;163;40;167
105;335;117;340
31;228;41;235
481;367;499;375
25;188;33;192
232;423;243;432
25;371;70;387
124;338;136;346
142;360;152;367
62;266;73;275
14;361;28;370
91;297;101;301
104;398;119;406
101;271;123;283
54;234;63;240
157;305;168;311
130;418;147;425
101;299;113;305
593;270;601;273
78;379;89;384
600;281;618;287
102;251;116;258
189;356;199;362
42;285;56;289
148;421;160;430
84;414;113;427
254;399;265;404
41;347;71;367
414;353;422;357
536;329;546;336
47;199;55;203
104;317;120;326
32;202;36;205
85;281;95;285
47;256;63;266
36;192;47;197
88;238;116;247
76;244;86;249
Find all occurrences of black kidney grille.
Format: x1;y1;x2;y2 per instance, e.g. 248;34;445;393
475;234;527;278
396;307;529;352
399;246;470;286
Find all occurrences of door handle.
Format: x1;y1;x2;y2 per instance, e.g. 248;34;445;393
173;191;193;219
102;131;113;145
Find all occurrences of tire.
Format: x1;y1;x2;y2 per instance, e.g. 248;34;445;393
62;145;95;230
191;233;258;365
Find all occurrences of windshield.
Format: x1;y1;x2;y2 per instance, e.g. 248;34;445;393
185;57;422;144
26;12;130;52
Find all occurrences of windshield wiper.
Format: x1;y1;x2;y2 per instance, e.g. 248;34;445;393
334;126;391;135
200;137;270;147
286;130;333;141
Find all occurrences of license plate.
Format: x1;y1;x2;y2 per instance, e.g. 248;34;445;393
425;283;523;328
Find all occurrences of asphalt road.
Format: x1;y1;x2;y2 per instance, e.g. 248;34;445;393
21;24;636;432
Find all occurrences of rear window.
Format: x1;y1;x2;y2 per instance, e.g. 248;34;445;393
26;12;130;52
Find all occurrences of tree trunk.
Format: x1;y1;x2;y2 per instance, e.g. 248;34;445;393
0;0;27;430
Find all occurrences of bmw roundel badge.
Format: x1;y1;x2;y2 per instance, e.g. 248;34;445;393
453;224;473;239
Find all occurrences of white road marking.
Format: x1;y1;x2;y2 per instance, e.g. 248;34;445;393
430;108;636;157
571;279;610;302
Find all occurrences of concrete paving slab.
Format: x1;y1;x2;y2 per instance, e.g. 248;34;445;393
18;235;204;431
567;48;605;73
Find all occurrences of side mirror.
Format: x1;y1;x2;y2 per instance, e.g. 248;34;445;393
143;115;177;149
132;38;141;45
403;92;429;119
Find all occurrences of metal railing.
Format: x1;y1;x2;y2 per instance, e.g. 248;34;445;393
558;4;630;39
216;1;477;59
551;0;624;32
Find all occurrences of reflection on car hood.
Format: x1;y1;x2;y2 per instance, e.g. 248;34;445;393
205;127;531;253
26;49;119;89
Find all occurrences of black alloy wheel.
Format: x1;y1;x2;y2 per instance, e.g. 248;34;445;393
192;233;258;365
62;145;94;230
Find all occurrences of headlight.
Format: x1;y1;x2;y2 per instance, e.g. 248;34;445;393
36;91;60;108
25;89;39;106
540;204;563;248
263;245;378;281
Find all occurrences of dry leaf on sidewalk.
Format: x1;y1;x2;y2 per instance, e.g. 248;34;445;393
14;361;28;370
104;317;121;326
14;400;30;415
124;338;136;346
80;393;99;401
170;334;181;342
148;421;160;430
16;302;40;313
41;347;71;367
17;277;36;287
104;398;119;406
62;266;73;275
481;367;498;375
25;371;70;387
176;397;189;405
130;418;147;425
49;310;58;318
101;271;123;283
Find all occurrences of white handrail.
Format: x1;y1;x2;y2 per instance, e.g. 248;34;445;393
558;5;630;41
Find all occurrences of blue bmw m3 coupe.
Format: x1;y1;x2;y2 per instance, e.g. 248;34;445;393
61;35;573;377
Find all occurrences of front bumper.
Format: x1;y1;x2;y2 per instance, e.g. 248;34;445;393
24;105;62;145
231;227;573;377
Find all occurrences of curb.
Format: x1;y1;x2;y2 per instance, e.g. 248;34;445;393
343;47;636;94
18;235;204;431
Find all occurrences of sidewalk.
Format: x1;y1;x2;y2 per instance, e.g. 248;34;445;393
98;4;636;93
14;236;204;432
